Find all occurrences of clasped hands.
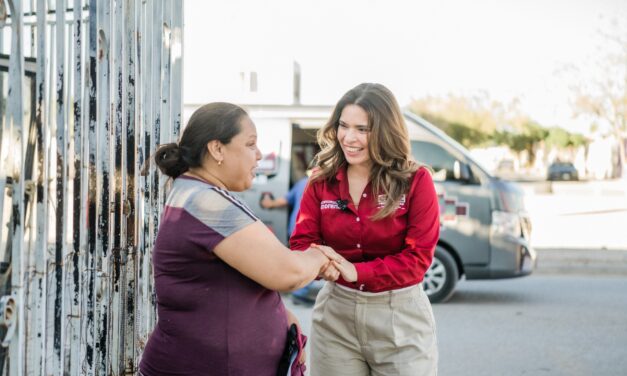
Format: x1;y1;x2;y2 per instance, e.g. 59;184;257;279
310;244;357;283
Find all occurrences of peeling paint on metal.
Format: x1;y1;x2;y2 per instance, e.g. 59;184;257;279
0;0;183;374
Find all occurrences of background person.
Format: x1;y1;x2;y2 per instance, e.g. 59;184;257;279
260;168;319;305
139;102;336;376
260;168;310;237
290;83;441;376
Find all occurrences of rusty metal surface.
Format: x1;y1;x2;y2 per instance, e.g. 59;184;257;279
0;1;183;374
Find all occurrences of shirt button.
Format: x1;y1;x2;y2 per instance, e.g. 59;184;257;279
362;193;367;198
356;217;360;222
359;284;365;291
356;243;361;248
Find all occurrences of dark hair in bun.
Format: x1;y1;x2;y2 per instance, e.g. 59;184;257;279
154;143;187;178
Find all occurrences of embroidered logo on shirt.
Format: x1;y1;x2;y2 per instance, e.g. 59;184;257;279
376;194;406;209
320;200;341;210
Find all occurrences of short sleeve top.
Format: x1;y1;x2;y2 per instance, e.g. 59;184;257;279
140;175;288;376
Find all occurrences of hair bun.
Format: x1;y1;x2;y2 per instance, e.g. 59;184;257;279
154;143;188;178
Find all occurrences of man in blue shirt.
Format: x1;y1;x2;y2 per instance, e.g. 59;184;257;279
261;176;309;236
261;173;317;305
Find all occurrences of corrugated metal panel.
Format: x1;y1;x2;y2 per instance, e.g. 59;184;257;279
0;1;183;374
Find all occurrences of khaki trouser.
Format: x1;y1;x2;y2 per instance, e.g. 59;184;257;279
310;282;438;376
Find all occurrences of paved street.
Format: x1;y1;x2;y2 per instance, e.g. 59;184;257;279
434;275;627;376
285;274;627;376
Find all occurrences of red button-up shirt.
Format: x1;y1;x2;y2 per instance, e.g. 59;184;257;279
290;165;440;292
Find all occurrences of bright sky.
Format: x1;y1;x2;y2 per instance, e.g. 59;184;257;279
184;0;626;134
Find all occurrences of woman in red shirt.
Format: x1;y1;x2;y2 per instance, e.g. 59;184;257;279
290;83;440;375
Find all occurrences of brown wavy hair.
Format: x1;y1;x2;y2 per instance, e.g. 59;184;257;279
311;83;420;220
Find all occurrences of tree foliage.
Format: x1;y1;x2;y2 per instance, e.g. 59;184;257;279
408;95;586;163
409;92;500;135
418;113;489;148
544;127;587;149
493;122;548;164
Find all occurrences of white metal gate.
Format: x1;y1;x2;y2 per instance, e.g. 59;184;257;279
0;0;183;374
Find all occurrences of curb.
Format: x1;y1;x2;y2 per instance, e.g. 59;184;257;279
534;248;627;276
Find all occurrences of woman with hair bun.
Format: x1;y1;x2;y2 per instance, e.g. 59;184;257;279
139;102;334;376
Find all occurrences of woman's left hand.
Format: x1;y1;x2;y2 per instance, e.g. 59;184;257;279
313;245;358;283
331;258;358;283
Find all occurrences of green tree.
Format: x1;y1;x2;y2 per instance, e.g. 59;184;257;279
418;113;489;148
409;92;499;135
493;122;548;166
409;94;567;167
545;127;588;149
545;127;571;149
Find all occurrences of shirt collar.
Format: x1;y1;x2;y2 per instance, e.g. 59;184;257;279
334;165;353;211
335;164;347;182
335;164;376;215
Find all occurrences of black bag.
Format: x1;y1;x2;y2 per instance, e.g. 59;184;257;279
276;324;299;376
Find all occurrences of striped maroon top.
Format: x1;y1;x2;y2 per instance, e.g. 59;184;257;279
139;175;287;376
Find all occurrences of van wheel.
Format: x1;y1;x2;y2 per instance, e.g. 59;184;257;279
424;246;458;303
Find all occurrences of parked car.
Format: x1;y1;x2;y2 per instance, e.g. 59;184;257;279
496;158;517;173
547;162;578;181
